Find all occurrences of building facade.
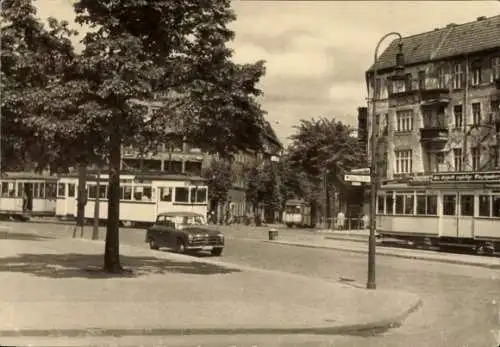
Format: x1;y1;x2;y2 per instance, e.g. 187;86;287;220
366;15;500;180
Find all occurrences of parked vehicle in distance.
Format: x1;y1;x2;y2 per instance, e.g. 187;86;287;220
145;211;224;256
282;199;313;228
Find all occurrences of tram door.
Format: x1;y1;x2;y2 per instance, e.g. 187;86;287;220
457;192;474;239
23;183;33;212
441;193;458;237
441;192;474;238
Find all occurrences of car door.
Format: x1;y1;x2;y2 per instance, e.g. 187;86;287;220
163;219;177;248
148;216;165;243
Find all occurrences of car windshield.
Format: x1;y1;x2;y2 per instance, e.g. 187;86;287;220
176;215;205;226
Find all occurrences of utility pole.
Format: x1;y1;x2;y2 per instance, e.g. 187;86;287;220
368;32;404;290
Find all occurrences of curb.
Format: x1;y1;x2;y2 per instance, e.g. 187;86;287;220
0;299;422;338
266;240;500;269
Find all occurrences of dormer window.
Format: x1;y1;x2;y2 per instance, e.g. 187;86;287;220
471;60;482;86
452;63;463;89
492;56;500;81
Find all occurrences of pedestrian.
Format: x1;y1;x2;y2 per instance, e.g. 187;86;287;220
336;210;345;230
362;214;369;230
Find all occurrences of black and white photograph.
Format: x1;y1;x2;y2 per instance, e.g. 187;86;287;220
1;0;500;346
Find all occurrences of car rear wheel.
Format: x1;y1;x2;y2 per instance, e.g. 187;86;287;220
149;239;159;250
211;247;223;256
175;239;186;254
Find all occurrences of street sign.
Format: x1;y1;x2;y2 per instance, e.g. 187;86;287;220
344;174;371;183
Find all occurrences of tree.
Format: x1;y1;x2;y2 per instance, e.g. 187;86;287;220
287;118;367;223
1;0;81;173
203;158;233;215
70;0;270;272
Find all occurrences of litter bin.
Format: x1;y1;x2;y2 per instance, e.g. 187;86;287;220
268;228;278;240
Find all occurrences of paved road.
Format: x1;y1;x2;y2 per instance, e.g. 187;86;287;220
5;221;500;347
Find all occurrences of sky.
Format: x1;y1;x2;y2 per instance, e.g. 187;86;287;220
35;0;500;146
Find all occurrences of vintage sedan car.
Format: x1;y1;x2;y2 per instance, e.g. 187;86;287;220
145;211;224;256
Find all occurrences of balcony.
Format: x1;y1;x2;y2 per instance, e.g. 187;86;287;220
420;127;449;147
419;88;450;107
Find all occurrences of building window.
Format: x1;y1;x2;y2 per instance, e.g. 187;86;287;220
396;110;413;132
490;146;499;168
471;62;482;86
452;63;463;89
437;67;446;89
453;148;462;172
472;147;481;171
472;103;481;125
395;150;412;174
454;105;463;128
418;71;426;90
492;57;500;81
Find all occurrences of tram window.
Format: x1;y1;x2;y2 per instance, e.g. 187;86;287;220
88;185;97;199
122;186;132;200
142;187;152;201
404;194;414;215
1;182;8;197
395;195;404;214
174;187;189;203
57;183;66;197
492;196;500;218
377;195;385;214
68;184;76;198
386;193;394;215
443;195;456;216
195;188;207;203
460;195;474;216
98;185;107;199
479;195;490;217
17;183;23;198
416;195;426;215
45;183;57;199
159;187;172;202
133;186;143;200
426;195;437;215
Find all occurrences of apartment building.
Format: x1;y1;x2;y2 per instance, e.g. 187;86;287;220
366;15;500;180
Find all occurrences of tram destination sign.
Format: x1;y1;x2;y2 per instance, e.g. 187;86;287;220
431;171;500;183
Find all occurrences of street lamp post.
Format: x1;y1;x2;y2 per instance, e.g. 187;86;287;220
368;32;404;290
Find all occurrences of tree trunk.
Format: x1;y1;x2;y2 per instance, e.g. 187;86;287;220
92;167;101;240
104;125;122;273
74;164;87;238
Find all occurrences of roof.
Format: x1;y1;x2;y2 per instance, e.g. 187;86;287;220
158;211;204;217
368;15;500;72
63;170;207;182
1;171;59;180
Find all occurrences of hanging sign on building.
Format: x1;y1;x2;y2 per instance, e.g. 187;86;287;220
431;171;500;183
344;174;371;183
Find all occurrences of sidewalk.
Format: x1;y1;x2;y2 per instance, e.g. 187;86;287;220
266;234;500;269
0;232;421;338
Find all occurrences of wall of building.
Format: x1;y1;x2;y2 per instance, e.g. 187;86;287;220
367;49;500;179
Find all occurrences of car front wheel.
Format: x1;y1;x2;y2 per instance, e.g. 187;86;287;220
211;247;223;256
175;238;186;254
149;239;159;250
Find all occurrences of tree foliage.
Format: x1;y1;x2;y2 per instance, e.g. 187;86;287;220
1;0;81;172
203;158;232;204
285;118;367;217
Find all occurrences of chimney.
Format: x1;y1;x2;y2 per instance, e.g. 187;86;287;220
477;16;487;21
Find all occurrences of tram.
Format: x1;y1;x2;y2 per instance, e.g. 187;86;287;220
56;171;209;227
376;171;500;253
0;172;58;219
283;199;313;228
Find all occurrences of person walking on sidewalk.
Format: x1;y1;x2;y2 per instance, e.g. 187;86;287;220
336;211;345;230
